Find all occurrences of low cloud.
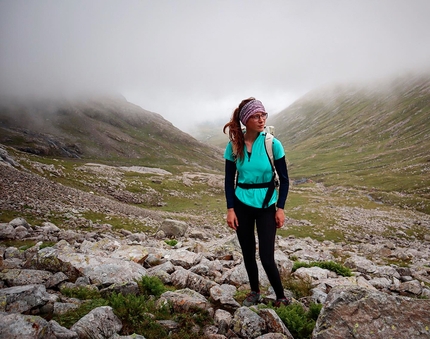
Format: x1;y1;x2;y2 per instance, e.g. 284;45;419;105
1;0;430;131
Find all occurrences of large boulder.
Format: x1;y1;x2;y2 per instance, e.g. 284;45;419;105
160;219;188;238
29;243;147;286
312;285;430;339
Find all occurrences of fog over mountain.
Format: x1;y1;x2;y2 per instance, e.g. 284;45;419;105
1;0;430;131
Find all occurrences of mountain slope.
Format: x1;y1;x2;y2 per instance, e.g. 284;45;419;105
0;95;223;172
270;74;430;212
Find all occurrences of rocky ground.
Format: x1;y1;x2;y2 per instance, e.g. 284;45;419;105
1;146;430;338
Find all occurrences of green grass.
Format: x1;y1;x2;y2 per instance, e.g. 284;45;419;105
286;144;430;214
108;292;171;337
282;275;314;300
60;285;102;300
274;302;322;339
292;261;352;277
164;239;178;247
368;191;430;215
80;211;155;233
0;209;44;226
404;223;429;241
0;239;56;251
138;176;225;213
278;188;344;241
137;276;170;298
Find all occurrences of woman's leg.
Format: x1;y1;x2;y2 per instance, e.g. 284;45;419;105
256;204;285;299
234;198;259;292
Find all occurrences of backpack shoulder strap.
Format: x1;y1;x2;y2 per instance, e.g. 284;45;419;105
264;132;280;187
264;132;274;168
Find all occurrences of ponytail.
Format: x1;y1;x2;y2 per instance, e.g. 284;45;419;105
223;97;255;161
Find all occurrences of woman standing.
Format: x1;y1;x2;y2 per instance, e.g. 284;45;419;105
223;97;290;307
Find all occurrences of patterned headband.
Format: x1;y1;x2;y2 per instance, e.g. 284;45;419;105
239;99;266;125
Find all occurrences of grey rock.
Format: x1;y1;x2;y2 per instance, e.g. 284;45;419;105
0;268;53;287
168;249;203;269
255;334;292;339
210;284;240;311
71;306;122;339
232;306;266;338
100;281;140;298
170;266;218;296
0;284;53;313
214;308;232;335
54;302;80;315
9;217;31;229
158;288;211;313
313;286;430;339
258;308;293;338
49;319;79;339
160;219;188;237
0;224;16;239
0;312;56;339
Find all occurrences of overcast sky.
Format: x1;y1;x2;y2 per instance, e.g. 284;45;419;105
1;0;430;132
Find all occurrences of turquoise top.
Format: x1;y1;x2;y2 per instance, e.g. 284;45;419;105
224;132;285;208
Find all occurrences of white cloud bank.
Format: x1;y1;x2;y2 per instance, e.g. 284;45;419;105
1;0;429;131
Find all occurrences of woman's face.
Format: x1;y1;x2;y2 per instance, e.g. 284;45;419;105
245;112;268;133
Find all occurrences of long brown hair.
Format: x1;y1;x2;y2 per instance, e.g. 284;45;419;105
223;97;255;161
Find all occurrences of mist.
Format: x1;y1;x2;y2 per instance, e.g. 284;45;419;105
1;0;430;132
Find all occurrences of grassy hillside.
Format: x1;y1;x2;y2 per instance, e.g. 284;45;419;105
271;74;430;213
0;95;223;173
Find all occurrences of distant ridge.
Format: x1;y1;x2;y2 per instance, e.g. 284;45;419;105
0;95;223;172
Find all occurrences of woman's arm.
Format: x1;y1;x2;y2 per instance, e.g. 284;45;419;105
224;159;237;209
274;156;289;209
225;159;239;229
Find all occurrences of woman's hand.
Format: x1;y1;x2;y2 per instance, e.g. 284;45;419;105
275;208;285;228
227;208;239;230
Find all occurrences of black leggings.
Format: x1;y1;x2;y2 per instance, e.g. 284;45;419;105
234;197;285;299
